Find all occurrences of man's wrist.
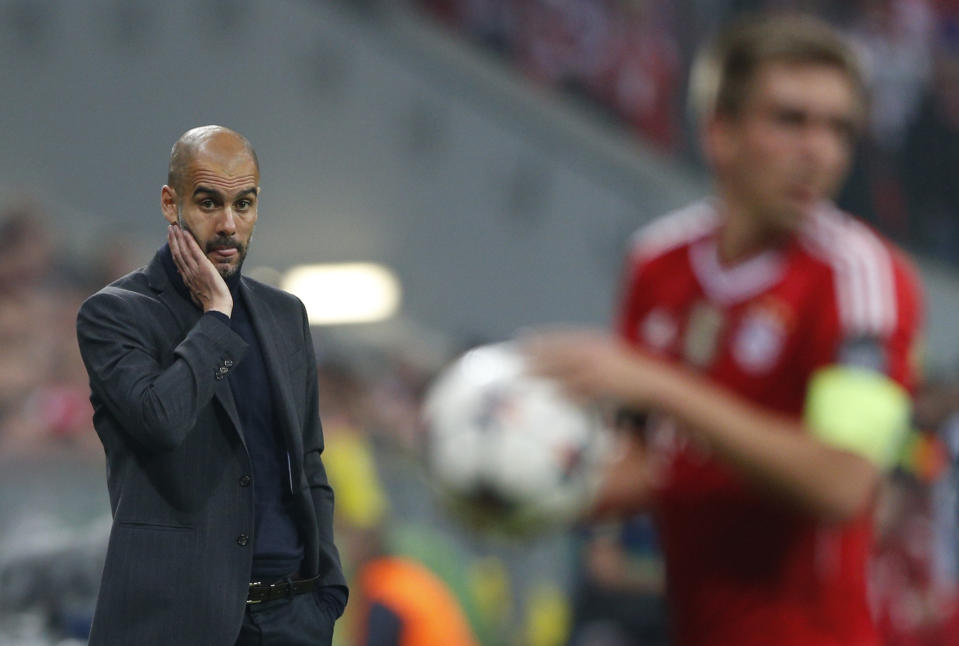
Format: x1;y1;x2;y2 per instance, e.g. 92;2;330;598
205;309;232;324
204;301;233;317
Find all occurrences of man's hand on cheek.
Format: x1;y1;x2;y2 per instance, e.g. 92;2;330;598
168;224;233;317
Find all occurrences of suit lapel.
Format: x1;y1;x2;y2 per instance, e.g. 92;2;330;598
145;251;247;452
241;281;304;466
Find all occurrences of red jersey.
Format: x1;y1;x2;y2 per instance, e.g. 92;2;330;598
616;200;923;646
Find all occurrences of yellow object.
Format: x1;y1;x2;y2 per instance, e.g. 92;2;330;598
322;426;387;529
524;583;571;646
803;366;910;469
468;556;512;631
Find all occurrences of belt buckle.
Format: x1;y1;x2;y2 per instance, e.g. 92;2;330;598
247;581;263;605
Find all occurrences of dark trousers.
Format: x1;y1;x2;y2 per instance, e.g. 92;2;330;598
235;593;335;646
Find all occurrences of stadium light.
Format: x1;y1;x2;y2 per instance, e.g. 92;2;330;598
280;263;401;325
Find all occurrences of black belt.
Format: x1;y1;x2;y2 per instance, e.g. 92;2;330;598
247;575;320;604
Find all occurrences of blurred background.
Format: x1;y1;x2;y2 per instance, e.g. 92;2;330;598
1;0;959;644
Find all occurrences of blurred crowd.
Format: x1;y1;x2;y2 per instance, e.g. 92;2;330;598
0;201;958;645
0;201;115;457
0;201;130;644
414;0;959;264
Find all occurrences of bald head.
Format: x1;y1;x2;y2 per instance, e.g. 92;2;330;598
167;125;259;196
160;125;260;279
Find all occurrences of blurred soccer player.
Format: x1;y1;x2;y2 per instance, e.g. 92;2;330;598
528;14;923;646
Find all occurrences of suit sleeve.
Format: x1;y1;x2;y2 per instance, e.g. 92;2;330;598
297;299;349;597
76;288;248;452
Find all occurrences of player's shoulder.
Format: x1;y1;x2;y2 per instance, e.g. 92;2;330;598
798;203;917;335
798;203;914;277
626;199;720;267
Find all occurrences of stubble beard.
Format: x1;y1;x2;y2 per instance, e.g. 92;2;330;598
177;207;249;279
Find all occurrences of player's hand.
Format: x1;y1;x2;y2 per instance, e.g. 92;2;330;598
168;224;233;316
522;328;663;407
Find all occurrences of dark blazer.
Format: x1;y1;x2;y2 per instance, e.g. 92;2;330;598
76;249;346;645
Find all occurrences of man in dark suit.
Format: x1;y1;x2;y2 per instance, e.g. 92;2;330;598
76;125;347;645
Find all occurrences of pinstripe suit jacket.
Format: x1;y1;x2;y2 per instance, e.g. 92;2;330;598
76;249;346;645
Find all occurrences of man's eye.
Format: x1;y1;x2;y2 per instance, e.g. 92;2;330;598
774;109;806;127
237;200;251;210
200;199;215;209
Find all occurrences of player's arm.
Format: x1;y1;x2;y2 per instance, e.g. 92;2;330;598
707;250;924;522
528;332;906;523
633;357;902;523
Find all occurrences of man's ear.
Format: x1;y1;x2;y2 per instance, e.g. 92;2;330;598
161;185;178;225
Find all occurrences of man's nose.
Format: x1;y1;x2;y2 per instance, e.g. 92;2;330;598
216;207;237;235
803;122;843;165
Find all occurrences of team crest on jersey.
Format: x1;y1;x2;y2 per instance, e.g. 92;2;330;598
732;301;789;374
683;302;725;369
640;307;678;353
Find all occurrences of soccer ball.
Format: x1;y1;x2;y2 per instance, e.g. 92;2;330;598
422;342;610;534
